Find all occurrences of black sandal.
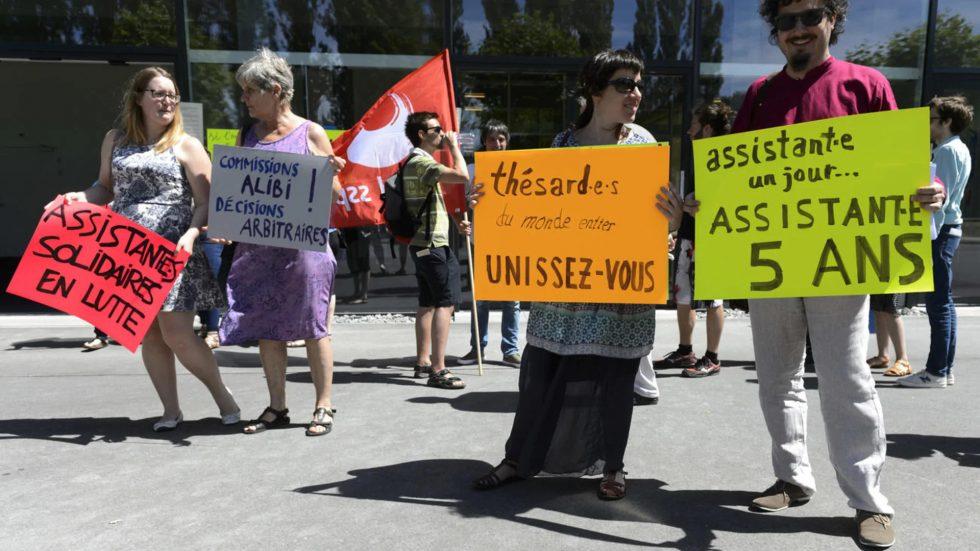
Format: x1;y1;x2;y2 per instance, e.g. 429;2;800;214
427;369;465;389
305;407;336;437
243;406;290;434
413;364;432;379
473;459;521;490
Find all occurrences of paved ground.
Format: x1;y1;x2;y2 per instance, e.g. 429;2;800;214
1;311;978;550
4;239;980;315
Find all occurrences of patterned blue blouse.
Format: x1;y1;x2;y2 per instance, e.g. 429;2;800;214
526;123;659;359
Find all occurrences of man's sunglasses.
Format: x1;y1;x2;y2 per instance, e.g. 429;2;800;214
774;8;827;32
425;125;443;134
605;77;642;94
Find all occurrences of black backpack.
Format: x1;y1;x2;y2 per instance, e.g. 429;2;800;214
381;153;435;240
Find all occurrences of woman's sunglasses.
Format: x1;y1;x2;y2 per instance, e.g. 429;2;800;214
605;77;642;94
774;8;827;32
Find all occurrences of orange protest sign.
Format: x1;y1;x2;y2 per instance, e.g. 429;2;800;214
472;144;670;304
6;197;189;352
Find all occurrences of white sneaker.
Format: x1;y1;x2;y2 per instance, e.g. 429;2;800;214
947;373;955;386
153;412;183;432
82;337;108;350
898;369;947;388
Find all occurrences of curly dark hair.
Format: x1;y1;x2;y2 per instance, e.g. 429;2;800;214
695;100;734;136
759;0;848;45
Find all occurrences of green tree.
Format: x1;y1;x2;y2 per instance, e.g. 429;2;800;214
328;0;443;55
478;12;581;57
846;12;980;69
450;0;472;54
696;0;725;102
0;1;175;47
112;2;175;47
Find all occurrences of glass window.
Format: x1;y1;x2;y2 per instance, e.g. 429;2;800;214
459;71;567;150
186;0;444;55
934;0;980;69
459;69;685;183
453;0;693;61
0;1;176;48
700;0;928;110
191;61;419;136
635;74;686;185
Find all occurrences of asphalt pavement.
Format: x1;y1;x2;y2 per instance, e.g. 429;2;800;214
1;310;978;550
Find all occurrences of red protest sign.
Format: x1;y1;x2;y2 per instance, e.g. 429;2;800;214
6;196;189;352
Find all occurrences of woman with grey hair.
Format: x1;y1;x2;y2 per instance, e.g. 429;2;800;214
219;48;346;437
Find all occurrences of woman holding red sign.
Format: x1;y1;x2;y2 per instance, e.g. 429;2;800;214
219;48;346;437
472;49;684;500
65;67;239;432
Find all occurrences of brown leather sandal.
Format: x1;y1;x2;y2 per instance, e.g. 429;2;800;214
883;359;912;377
866;355;890;369
598;470;627;501
473;459;521;490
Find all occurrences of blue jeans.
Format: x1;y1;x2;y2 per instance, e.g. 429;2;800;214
470;301;521;355
925;224;961;377
198;240;225;331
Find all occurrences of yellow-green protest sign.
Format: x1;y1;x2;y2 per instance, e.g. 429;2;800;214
206;128;346;157
206;128;238;157
473;144;670;304
693;108;933;300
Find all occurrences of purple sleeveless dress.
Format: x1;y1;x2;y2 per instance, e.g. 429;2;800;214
219;120;336;344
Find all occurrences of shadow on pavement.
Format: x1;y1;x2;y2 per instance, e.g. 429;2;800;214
406;391;518;413
886;433;980;468
8;338;112;351
350;356;418;368
287;369;421;387
745;377;820;390
0;416;245;446
294;459;852;549
213;350;310;368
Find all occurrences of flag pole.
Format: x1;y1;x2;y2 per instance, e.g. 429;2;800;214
463;212;483;376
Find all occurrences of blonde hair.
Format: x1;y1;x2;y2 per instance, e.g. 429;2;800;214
236;47;295;106
119;67;184;153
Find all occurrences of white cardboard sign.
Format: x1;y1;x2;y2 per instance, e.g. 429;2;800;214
209;145;335;251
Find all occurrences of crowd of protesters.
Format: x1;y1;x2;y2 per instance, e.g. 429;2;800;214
58;0;977;548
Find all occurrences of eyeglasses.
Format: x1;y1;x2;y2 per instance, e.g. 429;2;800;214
605;77;642;94
774;8;827;32
425;125;443;134
143;89;180;103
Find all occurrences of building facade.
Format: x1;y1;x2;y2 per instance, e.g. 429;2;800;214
2;0;978;261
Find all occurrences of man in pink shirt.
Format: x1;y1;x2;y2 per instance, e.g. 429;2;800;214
731;2;946;548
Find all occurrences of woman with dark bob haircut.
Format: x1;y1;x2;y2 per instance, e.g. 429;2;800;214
473;49;683;500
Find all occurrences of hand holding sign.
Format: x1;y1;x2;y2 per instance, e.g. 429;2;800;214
6;196;189;352
473;144;670;304
208;145;336;252
693;108;933;299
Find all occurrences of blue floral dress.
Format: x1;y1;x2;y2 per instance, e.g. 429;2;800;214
111;143;225;312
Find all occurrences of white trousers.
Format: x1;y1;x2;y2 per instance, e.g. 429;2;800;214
749;295;892;515
633;351;660;398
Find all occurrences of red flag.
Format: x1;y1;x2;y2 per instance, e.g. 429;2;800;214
330;50;467;229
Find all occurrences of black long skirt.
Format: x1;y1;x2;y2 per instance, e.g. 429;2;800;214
504;344;641;478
